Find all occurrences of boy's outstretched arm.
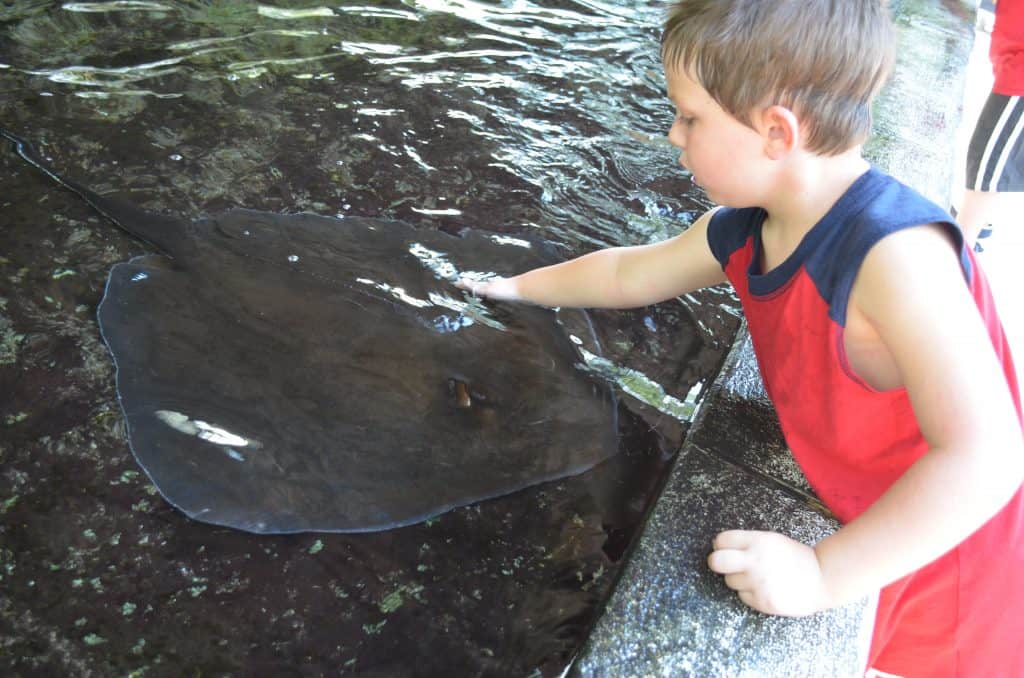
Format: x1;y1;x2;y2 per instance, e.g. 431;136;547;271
458;208;726;308
708;223;1024;616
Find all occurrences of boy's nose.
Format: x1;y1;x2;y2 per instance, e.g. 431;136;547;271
667;123;685;150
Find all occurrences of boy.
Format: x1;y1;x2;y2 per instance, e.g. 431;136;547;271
459;0;1024;675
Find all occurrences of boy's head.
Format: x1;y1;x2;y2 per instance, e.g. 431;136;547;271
661;0;894;156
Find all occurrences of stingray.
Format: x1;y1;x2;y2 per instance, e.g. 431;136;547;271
2;128;618;534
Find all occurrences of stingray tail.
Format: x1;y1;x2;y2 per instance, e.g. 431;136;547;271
1;127;189;258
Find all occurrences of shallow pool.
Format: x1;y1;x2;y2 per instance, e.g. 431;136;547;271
0;1;739;675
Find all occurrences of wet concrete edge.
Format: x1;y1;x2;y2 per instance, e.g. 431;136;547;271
572;1;976;675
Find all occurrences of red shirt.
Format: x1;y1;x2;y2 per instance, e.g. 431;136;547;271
708;168;1024;676
992;0;1024;95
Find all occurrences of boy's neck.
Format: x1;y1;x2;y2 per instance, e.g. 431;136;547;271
761;147;870;240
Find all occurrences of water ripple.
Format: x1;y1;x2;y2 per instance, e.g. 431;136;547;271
63;1;174;12
2;0;703;248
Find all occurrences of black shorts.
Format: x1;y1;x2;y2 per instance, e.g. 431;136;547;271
966;92;1024;192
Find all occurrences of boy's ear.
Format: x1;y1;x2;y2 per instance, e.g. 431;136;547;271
756;105;800;160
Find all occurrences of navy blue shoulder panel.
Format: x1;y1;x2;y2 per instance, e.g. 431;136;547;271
803;167;965;326
707;207;765;268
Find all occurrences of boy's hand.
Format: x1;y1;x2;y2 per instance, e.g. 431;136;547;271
455;276;520;302
707;530;832;617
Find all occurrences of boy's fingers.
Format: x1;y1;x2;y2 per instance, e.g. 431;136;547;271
737;589;762;612
713;529;755;550
456;279;484;295
724;572;751;592
707;548;748;574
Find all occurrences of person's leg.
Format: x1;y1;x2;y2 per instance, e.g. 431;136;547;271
957;188;1001;245
961;92;1024;247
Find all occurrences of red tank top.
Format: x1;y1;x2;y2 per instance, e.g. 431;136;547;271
707;168;1024;676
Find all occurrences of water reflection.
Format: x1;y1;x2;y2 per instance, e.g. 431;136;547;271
3;0;706;243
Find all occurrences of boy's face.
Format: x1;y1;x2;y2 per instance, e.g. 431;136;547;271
665;68;772;207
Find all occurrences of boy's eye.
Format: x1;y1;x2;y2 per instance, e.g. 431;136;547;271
675;113;695;127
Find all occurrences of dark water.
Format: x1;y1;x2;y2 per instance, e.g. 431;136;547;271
0;1;739;675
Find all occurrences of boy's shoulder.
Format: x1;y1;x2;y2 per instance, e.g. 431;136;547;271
807;168;961;322
707;167;954;258
843;168;949;230
820;168;960;276
705;168;962;323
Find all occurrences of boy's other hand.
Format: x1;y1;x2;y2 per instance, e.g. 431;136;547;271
707;530;832;617
455;277;520;302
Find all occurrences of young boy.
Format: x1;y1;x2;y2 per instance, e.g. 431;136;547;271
459;0;1024;675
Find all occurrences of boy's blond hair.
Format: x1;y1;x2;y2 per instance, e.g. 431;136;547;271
661;0;895;156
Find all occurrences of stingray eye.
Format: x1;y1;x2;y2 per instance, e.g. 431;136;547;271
448;378;472;409
455;381;472;409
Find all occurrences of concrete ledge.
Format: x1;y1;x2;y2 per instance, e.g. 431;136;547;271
573;329;868;677
573;1;974;675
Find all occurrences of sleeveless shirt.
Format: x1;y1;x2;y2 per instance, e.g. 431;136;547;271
707;167;1024;675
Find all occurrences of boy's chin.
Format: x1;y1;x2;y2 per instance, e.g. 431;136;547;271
699;185;723;204
707;191;758;209
691;178;754;209
693;178;730;206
